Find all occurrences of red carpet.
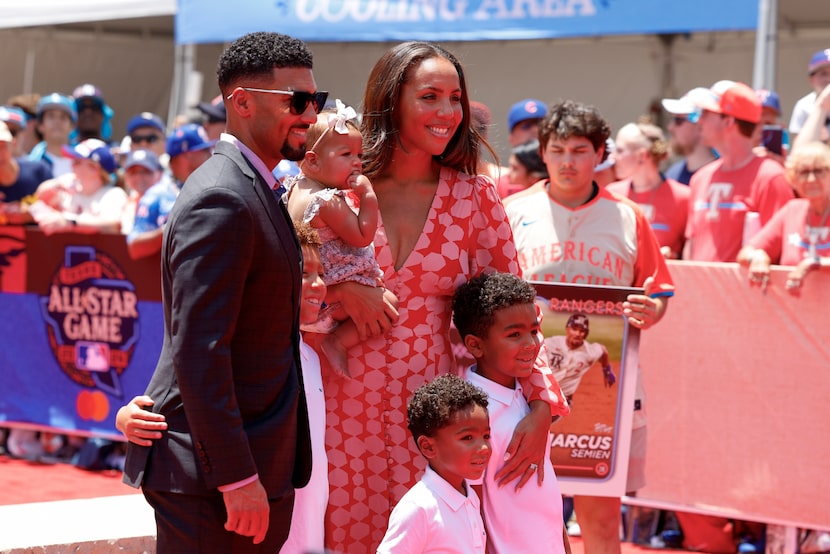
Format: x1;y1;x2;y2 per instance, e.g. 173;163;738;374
0;454;137;506
0;454;682;553
568;536;671;554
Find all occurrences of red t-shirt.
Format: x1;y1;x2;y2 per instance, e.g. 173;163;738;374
749;198;830;265
607;178;690;258
686;156;794;261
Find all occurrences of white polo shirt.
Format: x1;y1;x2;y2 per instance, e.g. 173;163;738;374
466;369;566;554
378;465;486;554
279;338;327;553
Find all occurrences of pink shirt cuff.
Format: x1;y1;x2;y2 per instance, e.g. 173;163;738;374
217;473;259;492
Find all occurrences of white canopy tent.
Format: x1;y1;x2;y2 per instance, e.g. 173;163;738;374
0;0;175;29
0;1;176;137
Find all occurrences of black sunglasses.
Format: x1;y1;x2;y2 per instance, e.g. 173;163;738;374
231;87;329;115
130;134;161;144
77;101;103;113
670;116;689;126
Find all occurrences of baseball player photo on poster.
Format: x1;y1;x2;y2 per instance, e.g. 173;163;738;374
533;281;641;497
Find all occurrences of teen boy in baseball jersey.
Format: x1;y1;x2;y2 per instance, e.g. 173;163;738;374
504;99;674;554
545;314;615;407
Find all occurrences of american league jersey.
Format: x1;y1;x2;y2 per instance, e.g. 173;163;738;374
505;183;674;294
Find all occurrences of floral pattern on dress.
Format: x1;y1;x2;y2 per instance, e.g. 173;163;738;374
322;167;525;552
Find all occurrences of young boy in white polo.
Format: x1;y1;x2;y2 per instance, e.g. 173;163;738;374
453;272;570;554
378;374;491;554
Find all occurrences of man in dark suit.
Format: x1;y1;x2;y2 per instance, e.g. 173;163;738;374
123;32;325;552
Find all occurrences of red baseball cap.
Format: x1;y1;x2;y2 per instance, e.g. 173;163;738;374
694;80;762;124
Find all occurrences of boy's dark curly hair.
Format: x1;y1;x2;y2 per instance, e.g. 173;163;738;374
217;32;313;92
407;374;488;444
452;272;536;341
538;99;611;156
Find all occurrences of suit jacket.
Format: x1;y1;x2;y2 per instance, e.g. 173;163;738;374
124;140;312;498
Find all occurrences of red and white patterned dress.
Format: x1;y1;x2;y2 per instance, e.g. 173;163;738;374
323;167;561;552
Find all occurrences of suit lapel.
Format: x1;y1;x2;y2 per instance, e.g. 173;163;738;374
212;142;312;487
214;141;302;291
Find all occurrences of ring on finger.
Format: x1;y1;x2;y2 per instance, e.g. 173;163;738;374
528;463;538;471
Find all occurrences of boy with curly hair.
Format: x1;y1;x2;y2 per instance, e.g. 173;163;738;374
453;272;569;553
378;374;491;553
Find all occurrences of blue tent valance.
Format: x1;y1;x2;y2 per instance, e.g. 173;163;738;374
176;0;759;44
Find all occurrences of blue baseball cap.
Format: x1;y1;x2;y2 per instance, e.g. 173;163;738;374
755;89;781;115
0;106;27;130
166;124;215;158
808;49;830;75
196;94;226;122
36;93;78;123
127;112;165;135
62;139;118;173
124;149;162;172
508;98;547;131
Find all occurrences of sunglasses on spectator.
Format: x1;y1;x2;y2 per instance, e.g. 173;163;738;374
227;87;329;115
670;116;689;126
77;101;103;113
514;120;539;132
130;134;161;144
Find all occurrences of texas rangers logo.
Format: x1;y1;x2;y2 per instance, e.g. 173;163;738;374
40;246;139;415
696;182;737;220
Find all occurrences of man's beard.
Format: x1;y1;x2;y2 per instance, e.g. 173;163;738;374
670;140;692;157
567;338;584;350
281;142;306;162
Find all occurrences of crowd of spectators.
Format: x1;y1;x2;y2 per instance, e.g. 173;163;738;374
0;83;225;468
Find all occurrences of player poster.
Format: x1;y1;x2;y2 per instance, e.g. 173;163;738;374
532;281;641;497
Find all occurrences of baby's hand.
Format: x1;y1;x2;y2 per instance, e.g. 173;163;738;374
351;174;374;197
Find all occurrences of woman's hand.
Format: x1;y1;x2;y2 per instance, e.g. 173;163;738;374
738;247;772;291
785;256;821;293
494;400;549;490
116;395;167;446
327;282;398;340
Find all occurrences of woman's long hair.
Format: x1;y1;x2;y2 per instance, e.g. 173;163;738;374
361;41;496;180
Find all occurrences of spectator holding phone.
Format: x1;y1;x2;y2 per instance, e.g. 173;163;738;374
752;89;787;164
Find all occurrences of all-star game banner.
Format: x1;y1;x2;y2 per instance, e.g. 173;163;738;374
0;227;162;439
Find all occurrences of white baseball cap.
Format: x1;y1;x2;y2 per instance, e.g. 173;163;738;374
0;121;13;143
661;87;711;115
